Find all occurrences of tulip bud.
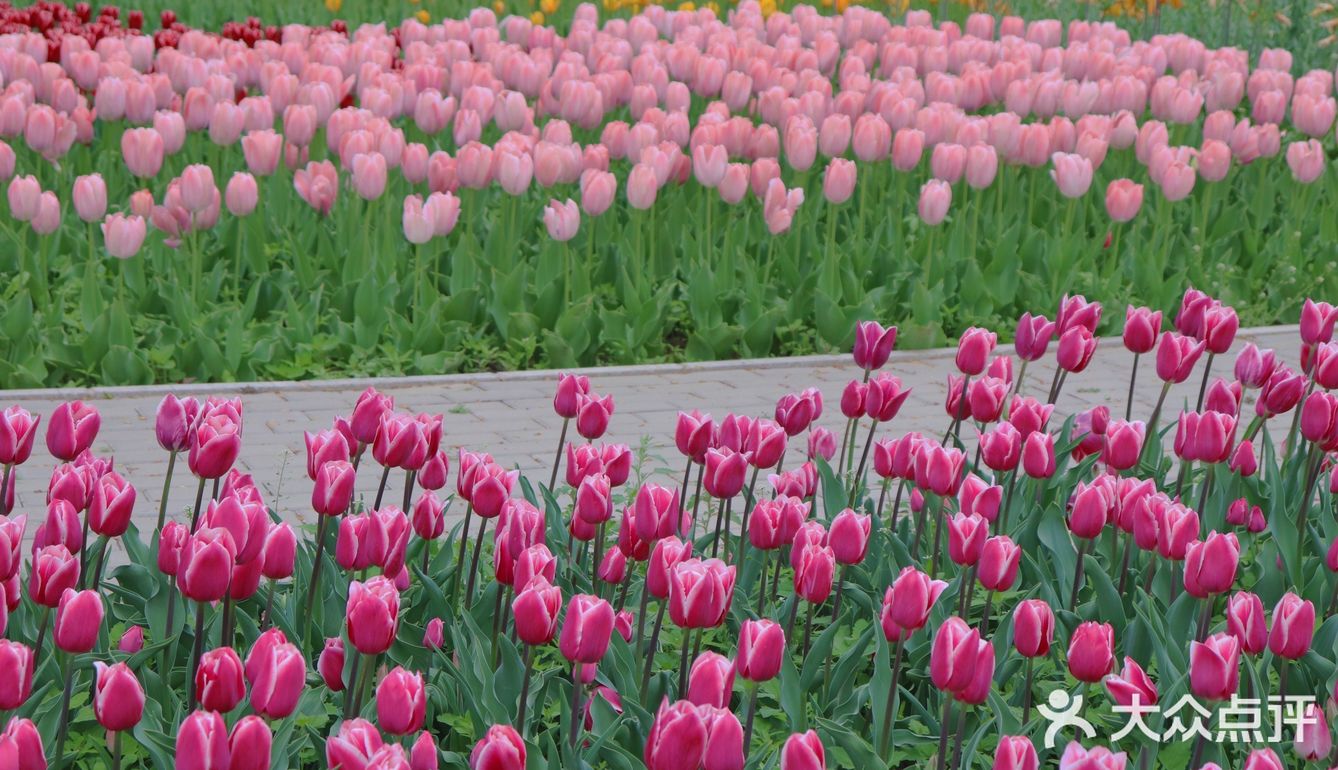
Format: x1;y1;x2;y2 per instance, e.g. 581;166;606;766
1122;306;1162;354
247;635;306;719
0;640;34;709
54;588;103;653
470;724;526;770
686;652;735;709
1105;656;1158;707
346;576;401;655
1267;592;1315;659
1183;532;1240;598
853;321;897;371
1021;432;1056;479
513;577;562;646
411;731;438;770
155;395;199;453
1014;313;1055;362
1189;633;1240;701
780;730;825;770
992;736;1038;770
675;411;714;463
1012;599;1055;658
955;328;997;376
45;401;100;462
260;523;296;580
828;510;870;565
645;699;707;770
793;543;836;604
559;594;615;664
229;716;272;770
94;662;145;732
947;513;988;567
318;638;345;692
178;711;231;770
195;646;246;712
377;666;427;736
977;536;1021;591
930;616;981;693
1067;621;1115;682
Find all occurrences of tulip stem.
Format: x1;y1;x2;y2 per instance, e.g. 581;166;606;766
1141;381;1174;466
950;705;969;770
569;661;584;750
639;600;667;696
634;572;652;652
1294;445;1324;574
592;520;607;587
517;644;535;736
1069;538;1090;610
742;681;760;757
373;465;391;510
1195;597;1214;642
34;606;50;660
92;535;111;592
548;418;569;492
401;470;416;512
1195;464;1215;517
800;601;815;662
156;451;177;533
1000;470;1020;535
756;551;770;615
188;476;207;532
1193;353;1216;413
1116;536;1134;595
186;602;206;706
875;479;890;525
451;504;474;604
934;694;953;770
110;730;121;770
1021;656;1035;725
769;546;785;610
677;629;693;697
690;465;706;540
929;496;946;576
837;417;855;478
304;514;331;648
848;419;879;502
879;639;905;760
979;591;995;637
463;516;489;602
53;652;76;769
710;497;727;559
1124;354;1140;422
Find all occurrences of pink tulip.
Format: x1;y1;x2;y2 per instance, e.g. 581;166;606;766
1104;179;1143;222
917;179;951;225
72;174;107;223
543;198;580;241
122;128;165;178
102;214;147;259
225;173;258;218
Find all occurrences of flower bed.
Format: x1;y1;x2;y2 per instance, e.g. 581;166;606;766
0;288;1334;769
0;3;1335;386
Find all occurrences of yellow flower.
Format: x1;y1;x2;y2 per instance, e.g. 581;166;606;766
416;9;431;21
707;1;720;12
541;0;560;12
324;0;342;12
678;1;695;9
530;10;546;22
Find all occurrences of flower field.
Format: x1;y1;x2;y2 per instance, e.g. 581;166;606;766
0;1;1336;387
0;290;1335;769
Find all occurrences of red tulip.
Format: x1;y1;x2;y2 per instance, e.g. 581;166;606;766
575;393;614;439
840;381;867;420
977;536;1021;591
2;717;43;770
29;544;79;607
780;730;825;770
311;460;356;516
1014;313;1055;362
1008;397;1054;438
352;388;395;446
54;588;102;653
1013;599;1054;658
1104;657;1158;706
1067;621;1114;682
347;576;401;655
1101;421;1144;471
1122;306;1162;354
195;647;246;712
261;523;296;580
45;400;100;462
686;651;734;708
955;635;995;705
513;577;562;646
553;373;591;419
865;373;912;422
377;666;427;736
703;448;748;499
1182;532;1240;597
1056;326;1098;373
1021;432;1056;478
178;528;238;603
736;619;785;682
675;411;714;462
955;327;997;376
118;625;145;654
1295;702;1331;761
913;444;966;496
947;512;988;567
247;635;305;719
1058;743;1127;770
1190;633;1240;701
993;736;1039;770
326;718;384;770
828;510;870;565
699;705;744;770
669;558;735;628
853;321;897;371
318;637;346;692
930;616;980;692
373;413;428;471
887;566;948;632
470;724;526;770
410;732;438;770
793;543;835;604
177;711;231;770
229;716;272;770
0;406;40;466
304;429;351;481
93;662;144;732
1268;592;1315;659
0;641;33;709
647;537;693;599
1155;332;1207;384
979;423;1021;471
559;593;615;664
644;699;707;770
749;419;788;469
188;404;242;479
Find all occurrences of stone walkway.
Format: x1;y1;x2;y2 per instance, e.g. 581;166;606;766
1;325;1300;539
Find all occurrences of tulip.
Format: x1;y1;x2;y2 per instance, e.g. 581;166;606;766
1182;532;1240;597
930;616;980;692
793;543;836;604
853;321;898;371
318;638;346;692
1268;592;1315;659
1014;313;1055;362
377;666;427;736
1101;421;1144;470
1105;179;1143;221
1067;621;1114;682
993;736;1038;770
978;536;1021;591
686;652;734;709
1105;657;1158;707
93;662;145;732
645;699;707;770
72;174;107;223
0;641;34;709
669;558;736;629
1058;743;1129;770
188;408;242;480
1056;327;1098;373
735;619;785;683
312;460;357;516
1295;702;1331;760
54;588;103;653
0;407;39;467
346;576;401;655
248;637;305;719
917;179;951;225
410;732;438;770
29;545;80;607
513;577;562;646
703;448;748;499
1189;633;1240;701
46;401;100;462
229;716;272;770
1021;432;1056;478
828;510;870;565
559;594;615;664
177;711;231;770
780;730;825;770
195;647;246;712
118;625;145;654
88;470;136;538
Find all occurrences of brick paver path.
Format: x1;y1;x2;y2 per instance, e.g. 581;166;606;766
1;325;1299;544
